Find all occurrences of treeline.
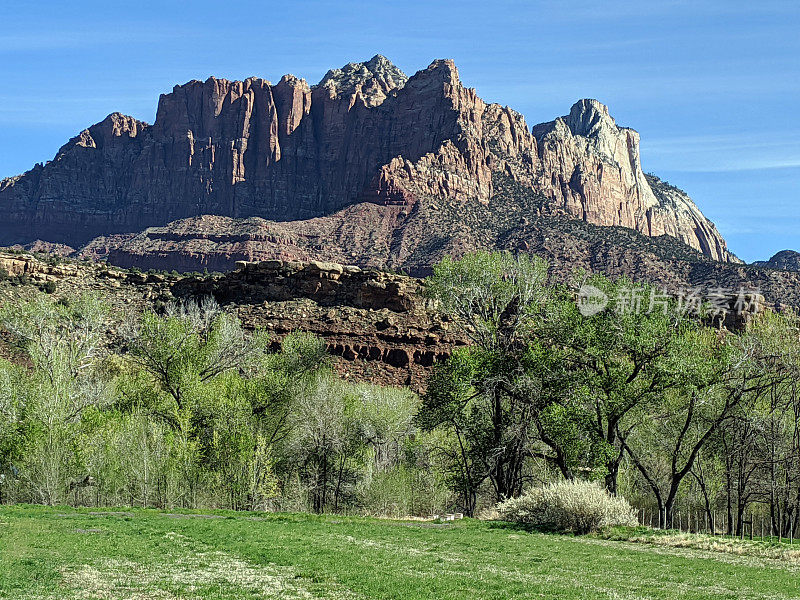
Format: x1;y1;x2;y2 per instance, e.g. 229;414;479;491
419;252;800;537
1;252;800;538
0;296;446;515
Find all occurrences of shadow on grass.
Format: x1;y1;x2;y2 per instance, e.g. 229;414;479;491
486;521;656;538
485;520;580;536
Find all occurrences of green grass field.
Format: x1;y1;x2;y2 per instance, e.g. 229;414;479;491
1;505;799;599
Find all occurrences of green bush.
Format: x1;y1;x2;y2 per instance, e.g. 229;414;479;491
358;464;450;518
496;480;637;534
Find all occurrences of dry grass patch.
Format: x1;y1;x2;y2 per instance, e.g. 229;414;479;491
599;527;800;566
48;531;358;600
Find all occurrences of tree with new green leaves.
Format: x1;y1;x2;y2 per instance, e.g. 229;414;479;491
0;361;25;503
424;251;549;352
0;293;110;504
246;331;329;446
620;310;799;528
287;373;364;513
545;275;717;494
419;251;553;512
121;298;273;507
122;299;328;509
124;298;269;415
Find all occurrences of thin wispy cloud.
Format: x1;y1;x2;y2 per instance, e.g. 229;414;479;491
544;0;796;21
642;132;800;172
666;161;800;173
645;133;800;149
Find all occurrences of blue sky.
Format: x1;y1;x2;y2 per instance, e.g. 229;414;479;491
0;0;797;262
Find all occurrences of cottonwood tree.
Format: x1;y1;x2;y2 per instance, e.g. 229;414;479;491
246;331;329;446
423;251;549;352
354;384;418;473
0;294;110;505
545;276;711;495
0;361;24;503
419;251;551;511
621;312;797;528
121;297;334;509
124;298;269;415
759;380;800;538
287;374;363;512
122;298;272;506
711;313;800;537
719;411;765;536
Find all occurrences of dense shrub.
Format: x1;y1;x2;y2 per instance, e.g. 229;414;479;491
496;480;637;534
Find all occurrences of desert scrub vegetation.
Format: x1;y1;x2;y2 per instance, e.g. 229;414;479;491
496;480;637;533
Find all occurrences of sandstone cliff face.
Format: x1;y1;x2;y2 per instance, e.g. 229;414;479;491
1;56;733;264
0;56;470;243
529;100;734;262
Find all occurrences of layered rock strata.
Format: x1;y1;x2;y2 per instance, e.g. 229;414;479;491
1;56;733;264
0;252;463;389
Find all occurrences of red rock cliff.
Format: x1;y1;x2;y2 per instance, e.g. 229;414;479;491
0;56;734;263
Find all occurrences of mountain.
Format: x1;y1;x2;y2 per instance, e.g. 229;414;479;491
73;175;714;275
74;185;800;311
0;56;735;267
753;250;800;272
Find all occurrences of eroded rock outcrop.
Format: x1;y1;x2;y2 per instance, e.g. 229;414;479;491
529;101;733;262
176;259;463;387
1;56;733;265
0;251;463;389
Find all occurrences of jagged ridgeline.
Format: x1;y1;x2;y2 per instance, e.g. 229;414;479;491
0;55;736;274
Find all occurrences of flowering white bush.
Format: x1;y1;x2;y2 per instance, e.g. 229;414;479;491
496;480;637;534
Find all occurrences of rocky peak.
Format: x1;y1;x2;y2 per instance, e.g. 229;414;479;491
535;98;637;166
753;250;800;271
277;73;310;90
317;54;407;107
57;112;147;155
154;76;274;136
0;57;737;266
529;100;735;262
403;59;462;96
564;99;617;138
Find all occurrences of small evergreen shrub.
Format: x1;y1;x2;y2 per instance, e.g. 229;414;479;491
496;480;637;534
11;273;31;286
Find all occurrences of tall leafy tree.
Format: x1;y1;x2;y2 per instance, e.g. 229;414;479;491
419;251;551;511
0;294;110;504
546;276;715;493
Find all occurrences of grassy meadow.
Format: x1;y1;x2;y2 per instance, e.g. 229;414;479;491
1;505;799;599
